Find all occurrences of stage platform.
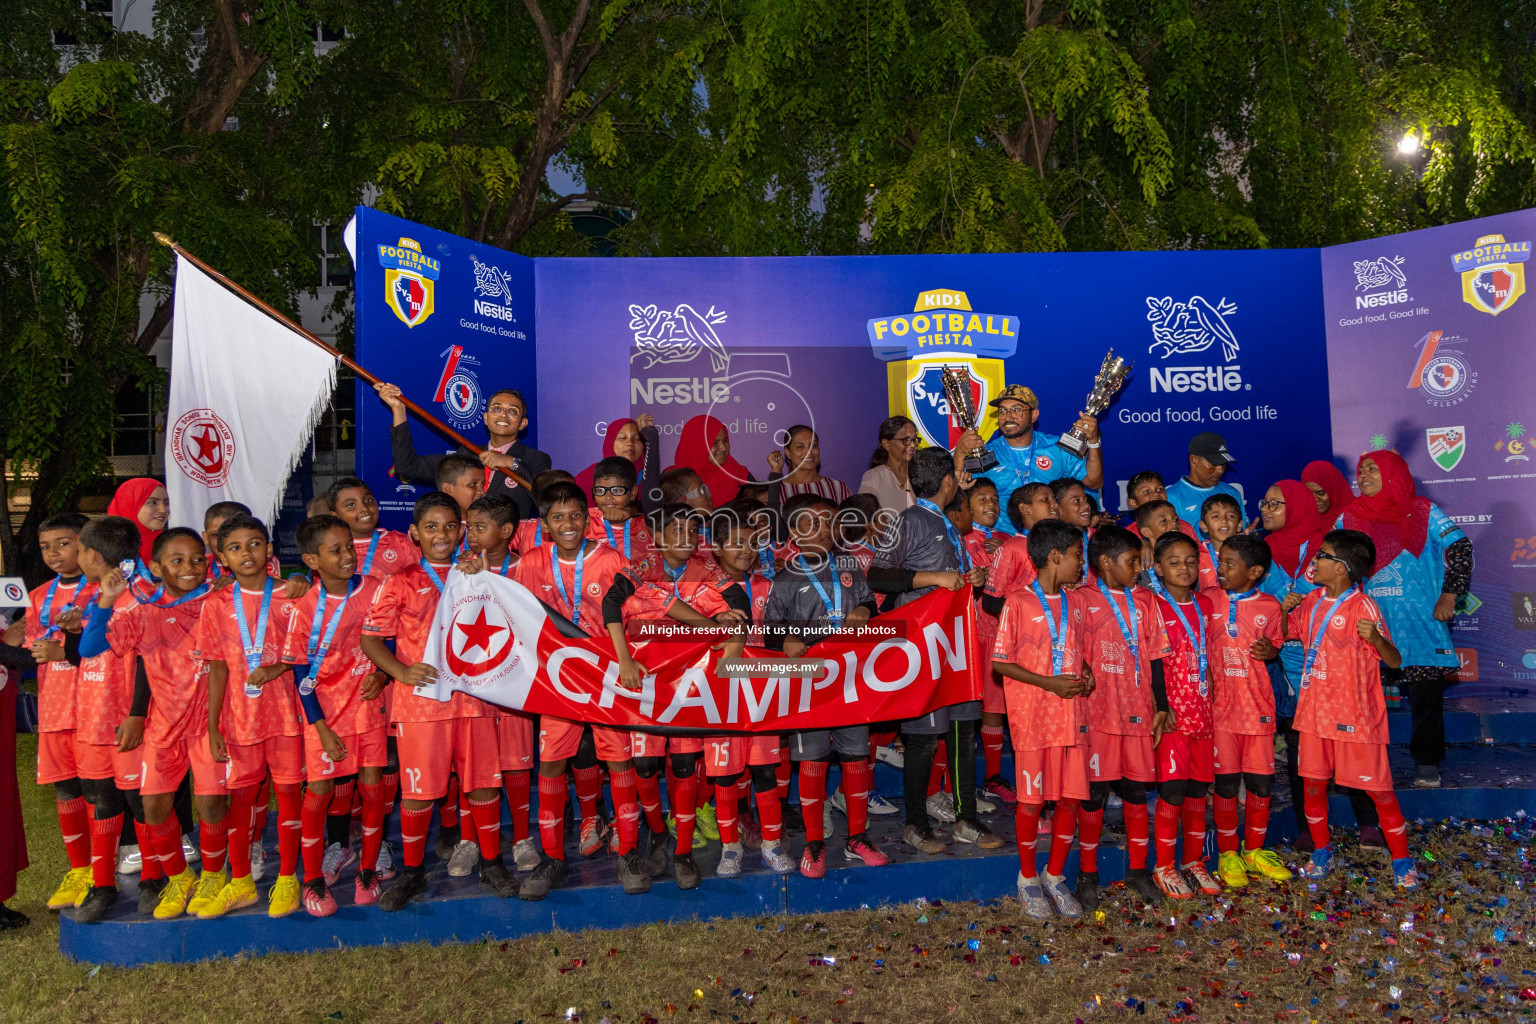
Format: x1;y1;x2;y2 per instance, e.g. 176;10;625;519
58;738;1536;966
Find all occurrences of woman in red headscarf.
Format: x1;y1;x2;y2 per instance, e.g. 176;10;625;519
1259;479;1325;584
669;414;752;507
1301;460;1354;523
107;477;170;565
1343;450;1474;789
574;415;661;513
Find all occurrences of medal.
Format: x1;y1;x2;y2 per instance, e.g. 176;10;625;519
798;556;843;631
235;576;275;697
301;576;363;696
551;544;586;626
1030;581;1069;675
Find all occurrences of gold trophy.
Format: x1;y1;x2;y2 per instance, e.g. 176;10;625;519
1057;351;1132;456
940;365;999;473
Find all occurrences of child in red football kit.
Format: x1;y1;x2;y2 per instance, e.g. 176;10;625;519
360;492;519;911
1292;529;1419;890
591;455;658;579
1196;494;1243;595
1051;478;1095;581
278;515;392;915
326;477;418;580
78;528;225;920
990;519;1095;920
195;514;308;920
1133;500;1182;587
1078;524;1170;910
510;469;577;553
24;513;96;912
510;481;641;901
48;516;139;923
1207;533;1291;891
1146;532;1215;901
1126;472;1198;538
462;494;541;873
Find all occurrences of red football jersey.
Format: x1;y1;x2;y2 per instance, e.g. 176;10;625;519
281;577;387;738
991;587;1089;751
353;529;418;580
1196;540;1220;595
1204;589;1285;735
1153;592;1215;739
595;514;657;580
1289;588;1393;745
511;541;629;639
194;584;301;744
108;595;210;746
512;507;612;557
73;591;138;745
1081;584;1169;736
982;534;1037;601
24;577;93;733
620;559;734;625
363;562;488;723
966;529;1000;647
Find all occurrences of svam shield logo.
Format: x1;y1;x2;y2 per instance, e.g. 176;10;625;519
386;268;434;328
1426;425;1466;472
1466;263;1525;315
907;362;985;449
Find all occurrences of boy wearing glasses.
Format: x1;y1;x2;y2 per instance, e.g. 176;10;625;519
590;456;658;579
964;384;1103;535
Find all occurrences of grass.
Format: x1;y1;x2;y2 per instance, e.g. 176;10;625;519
6;731;1536;1024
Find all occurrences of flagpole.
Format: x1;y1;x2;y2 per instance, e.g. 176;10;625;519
154;233;532;491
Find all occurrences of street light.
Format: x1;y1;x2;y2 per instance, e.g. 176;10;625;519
1397;132;1421;156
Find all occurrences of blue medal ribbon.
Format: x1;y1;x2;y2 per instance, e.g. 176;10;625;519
1152;582;1208;696
134;582;211;609
359;530;382;576
419;560;448;594
302;576;363;696
235;576;275;697
1301;587;1358;690
1095;579;1141;688
1225;588;1258;638
1030;581;1069;675
757;544;777;580
38;577;87;637
977;524;993;539
601;517;632;560
661;560;687;602
915;498;970;572
497;551;513;577
551;544;586;626
798;555;842;630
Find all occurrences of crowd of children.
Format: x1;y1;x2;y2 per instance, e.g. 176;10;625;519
4;398;1428;927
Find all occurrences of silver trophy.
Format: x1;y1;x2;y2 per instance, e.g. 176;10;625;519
1057;350;1132;457
940;365;998;473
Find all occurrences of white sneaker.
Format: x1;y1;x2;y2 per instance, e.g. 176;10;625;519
829;789;848;816
718;842;744;878
761;841;795;874
375;841;396;880
823;800;834;838
250;841;267;883
1042;871;1083;918
867;791;900;816
322;842;357;886
925;791;957;824
447;839;479;878
117;844;142;875
513;837;541;872
182;835;200;864
973;792;997;814
1017;873;1053;919
875;745;904;770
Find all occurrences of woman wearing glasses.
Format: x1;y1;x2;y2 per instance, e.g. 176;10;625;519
858;416;920;513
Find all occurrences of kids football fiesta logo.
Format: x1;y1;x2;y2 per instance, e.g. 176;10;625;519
379;236;439;328
1452;233;1529;316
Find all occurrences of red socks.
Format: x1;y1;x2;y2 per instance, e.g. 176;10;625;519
1046;799;1079;877
505;772;531;842
537;774;568;859
275;783;303;878
980;726;1004;781
226;786;258;879
841;758;871;837
359;782;386;872
775;751;791;801
635;772;665;834
467;794;502;862
382;771;399;810
572;764;602;825
1244;792;1271;852
90;812;123;889
799;760;828;843
1370;790;1410;859
714;779;740;844
670;771;698;855
57;796;91;869
400;805;433;869
754;784;783;843
199;812;228;874
1077;805;1103;873
1154;797;1181;869
145;816;187;877
609;769;640;855
440;776;461;830
134;819;165;882
1303;778;1331;851
1213;793;1240;854
252;777;271;838
1123;800;1150;870
1015;803;1042;877
301;789;331;879
1180;797;1207;867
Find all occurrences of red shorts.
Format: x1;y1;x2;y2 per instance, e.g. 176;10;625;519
36;730;78;785
303;722;389;780
982;666;1006;716
1297;734;1393;791
539;717;631;763
703;734;782;776
395;717;502;800
185;734;231;797
631;732;703;759
1156;732;1214;784
1087;731;1157;784
226;734;306;790
496;712;535;773
1013;743;1090;804
74;738;143;789
1213;730;1275;777
139;739;190;796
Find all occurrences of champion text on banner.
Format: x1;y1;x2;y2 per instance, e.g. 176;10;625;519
165;254;339;528
420;569;982;733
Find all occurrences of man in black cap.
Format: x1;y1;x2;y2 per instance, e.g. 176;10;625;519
1165;431;1244;526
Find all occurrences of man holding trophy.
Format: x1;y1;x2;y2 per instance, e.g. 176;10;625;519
959;353;1130;535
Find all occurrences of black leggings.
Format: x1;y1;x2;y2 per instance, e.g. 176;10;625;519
634;752;699;780
1083;778;1148;813
1213;772;1273;800
80;777;127;820
1158;778;1208;806
903;721;979;829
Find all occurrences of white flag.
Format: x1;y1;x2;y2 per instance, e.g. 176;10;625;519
165;255;338;529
